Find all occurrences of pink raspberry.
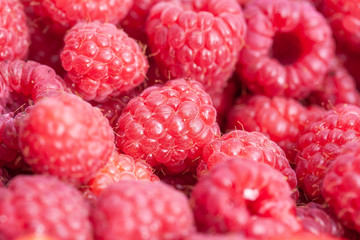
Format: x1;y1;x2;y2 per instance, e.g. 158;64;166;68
19;93;115;185
226;95;324;162
237;0;334;98
91;180;195;240
85;151;158;197
322;141;360;233
321;0;360;53
308;58;360;108
146;0;246;94
116;79;220;175
191;157;301;238
295;104;360;201
296;202;344;237
22;0;133;33
0;175;92;240
61;21;148;102
0;0;30;61
198;130;297;194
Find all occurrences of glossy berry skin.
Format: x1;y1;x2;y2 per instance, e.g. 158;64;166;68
191;157;301;238
0;175;92;240
0;0;30;61
226;95;323;163
86;151;159;196
295;104;360;202
61;21;148;102
308;58;360;108
116;79;220;175
237;0;334;99
22;0;133;33
321;0;360;53
198;130;297;193
146;0;246;94
19;93;115;185
296;202;344;237
322;141;360;233
91;180;194;240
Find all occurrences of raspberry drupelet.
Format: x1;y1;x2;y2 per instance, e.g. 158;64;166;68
91;180;195;240
146;0;246;94
295;104;360;202
18;93;115;185
0;175;92;240
116;78;220;175
191;157;301;238
237;0;334;99
61;21;149;102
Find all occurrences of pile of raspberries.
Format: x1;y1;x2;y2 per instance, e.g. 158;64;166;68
1;0;360;239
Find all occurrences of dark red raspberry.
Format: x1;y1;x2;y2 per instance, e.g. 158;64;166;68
237;0;334;99
116;79;220;175
296;202;344;237
22;0;133;33
308;58;360;108
91;180;195;240
295;104;360;202
61;21;148;102
321;0;360;53
85;151;158;197
146;0;246;94
0;175;92;240
198;130;297;194
191;157;301;238
19;93;115;185
226;95;324;163
322;141;360;233
0;0;30;61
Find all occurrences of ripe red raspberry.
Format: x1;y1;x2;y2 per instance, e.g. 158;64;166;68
237;0;334;99
19;93;115;185
296;202;344;237
22;0;133;33
308;58;360;108
321;0;360;53
91;180;195;240
226;95;324;163
295;104;360;202
0;175;92;240
85;151;158;196
198;130;297;194
146;0;246;94
0;0;30;61
191;157;301;238
116;79;220;175
322;141;360;233
61;21;148;102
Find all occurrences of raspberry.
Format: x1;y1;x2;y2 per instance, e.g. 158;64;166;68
308;58;360;108
0;0;30;61
296;202;344;237
321;0;360;53
22;0;133;33
191;157;301;238
61;21;149;102
226;95;323;163
0;175;92;240
322;141;360;232
91;180;195;240
85;151;158;196
18;93;115;185
146;0;246;94
198;130;297;194
295;104;360;201
237;0;334;99
116;79;220;175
